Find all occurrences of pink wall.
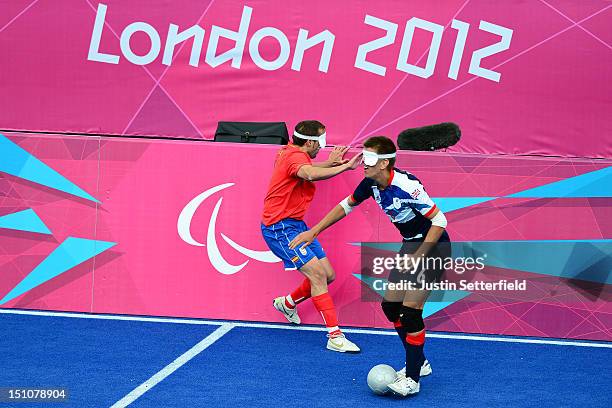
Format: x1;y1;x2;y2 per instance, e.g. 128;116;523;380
1;133;610;340
1;1;611;158
1;0;610;341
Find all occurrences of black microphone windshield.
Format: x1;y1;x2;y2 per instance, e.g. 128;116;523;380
397;122;461;151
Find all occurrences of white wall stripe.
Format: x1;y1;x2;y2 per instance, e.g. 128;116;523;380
1;308;610;349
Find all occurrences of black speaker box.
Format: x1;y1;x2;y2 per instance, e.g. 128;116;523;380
214;122;289;145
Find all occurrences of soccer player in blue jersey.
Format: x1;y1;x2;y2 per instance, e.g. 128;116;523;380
289;136;449;397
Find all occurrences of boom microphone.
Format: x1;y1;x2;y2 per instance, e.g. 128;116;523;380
397;122;461;151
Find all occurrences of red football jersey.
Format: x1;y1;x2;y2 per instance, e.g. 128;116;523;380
262;145;316;226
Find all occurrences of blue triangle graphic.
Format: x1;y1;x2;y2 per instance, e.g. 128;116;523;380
0;134;99;203
0;208;51;235
351;242;403;251
353;274;471;318
434;197;497;213
357;240;612;284
0;237;116;305
452;240;612;284
507;166;612;198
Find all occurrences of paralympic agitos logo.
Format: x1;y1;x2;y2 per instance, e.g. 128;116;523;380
177;183;280;275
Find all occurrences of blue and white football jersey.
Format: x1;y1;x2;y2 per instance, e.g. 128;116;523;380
351;168;447;241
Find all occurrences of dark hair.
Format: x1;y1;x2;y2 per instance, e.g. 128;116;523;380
293;120;325;146
363;136;397;168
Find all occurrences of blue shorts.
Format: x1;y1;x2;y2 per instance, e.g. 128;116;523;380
261;218;326;270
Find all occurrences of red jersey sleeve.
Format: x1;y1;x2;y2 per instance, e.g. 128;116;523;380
286;150;311;176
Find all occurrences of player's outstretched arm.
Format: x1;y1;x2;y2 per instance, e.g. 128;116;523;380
289;196;358;249
297;152;362;181
311;146;350;168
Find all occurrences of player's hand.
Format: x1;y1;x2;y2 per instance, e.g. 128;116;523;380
289;230;317;249
346;151;363;170
327;146;350;166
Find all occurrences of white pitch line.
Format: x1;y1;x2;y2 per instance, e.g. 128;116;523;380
1;308;611;349
229;321;612;348
424;333;612;348
0;308;223;326
110;323;234;408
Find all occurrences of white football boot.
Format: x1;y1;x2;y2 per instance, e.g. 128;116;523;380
273;297;301;324
397;360;432;378
326;333;361;353
387;375;420;397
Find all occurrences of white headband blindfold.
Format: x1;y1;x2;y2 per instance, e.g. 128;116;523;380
293;131;326;149
362;150;396;166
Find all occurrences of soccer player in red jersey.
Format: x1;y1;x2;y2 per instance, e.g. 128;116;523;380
261;120;362;352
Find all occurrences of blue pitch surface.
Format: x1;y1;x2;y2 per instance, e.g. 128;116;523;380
1;311;611;408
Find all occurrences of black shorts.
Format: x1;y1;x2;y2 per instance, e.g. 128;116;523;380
387;232;451;286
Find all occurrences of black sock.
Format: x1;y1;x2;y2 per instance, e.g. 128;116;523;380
394;322;408;349
395;323;427;365
404;338;425;383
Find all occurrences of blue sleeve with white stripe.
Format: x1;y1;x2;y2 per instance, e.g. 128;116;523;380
351;178;373;204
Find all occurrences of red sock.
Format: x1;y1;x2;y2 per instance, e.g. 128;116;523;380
312;293;340;334
285;278;312;308
406;330;426;346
